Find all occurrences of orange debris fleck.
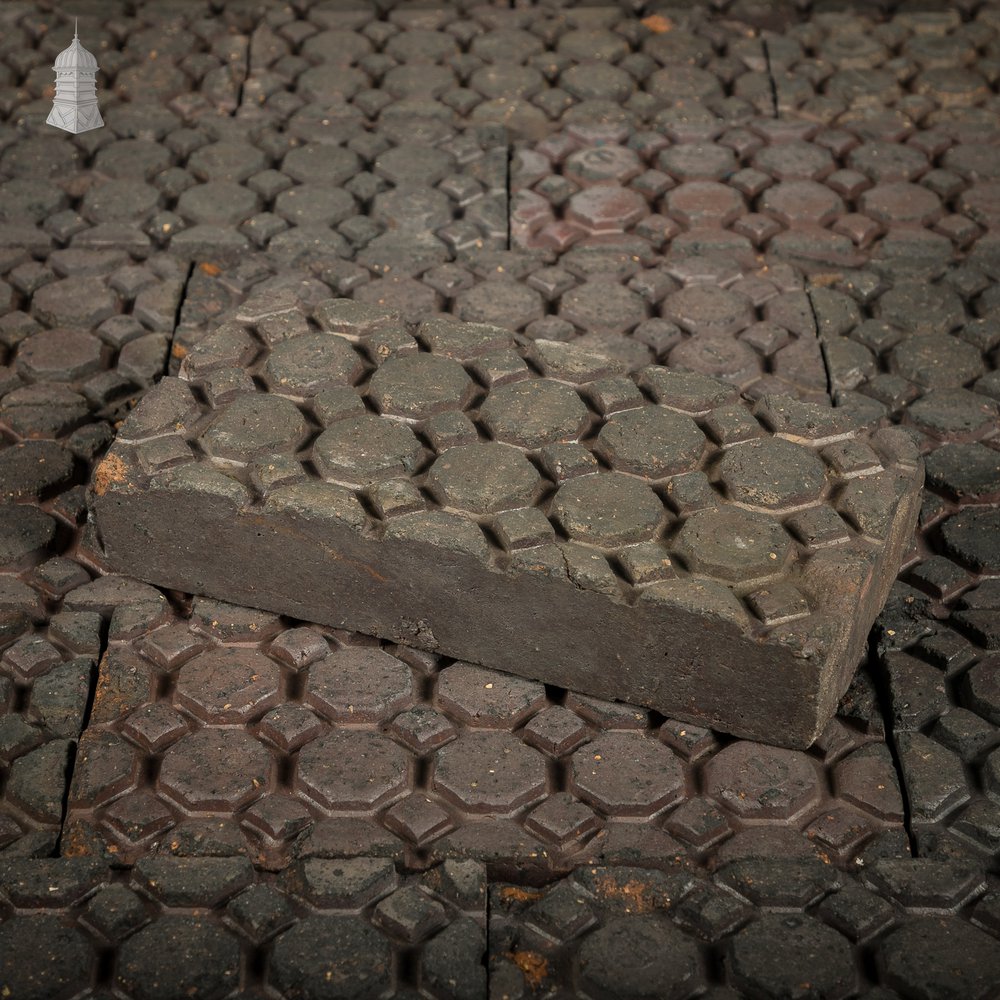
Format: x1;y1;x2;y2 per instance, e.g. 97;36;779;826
508;951;548;988
592;874;666;914
499;886;544;903
93;453;128;497
642;14;672;33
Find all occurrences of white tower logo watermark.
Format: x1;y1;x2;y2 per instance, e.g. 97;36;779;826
46;19;104;134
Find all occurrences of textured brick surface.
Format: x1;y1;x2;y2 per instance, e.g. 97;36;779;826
0;114;507;264
168;249;835;406
813;247;1000;878
0;238;179;857
2;1;1000;994
788;264;998;415
61;596;901;874
0;493;165;858
91;303;922;746
877;510;1000;877
0;855;486;998
0;247;181;429
512;120;1000;276
229;2;1000;135
489;860;1000;999
4;853;1000;1000
0;596;94;855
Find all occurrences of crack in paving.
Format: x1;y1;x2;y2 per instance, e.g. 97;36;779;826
866;630;920;860
166;259;196;376
51;739;79;858
805;287;837;406
761;38;781;119
234;27;251;116
53;655;99;858
505;143;514;252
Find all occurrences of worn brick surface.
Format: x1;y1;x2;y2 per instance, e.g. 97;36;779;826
0;113;508;264
0;854;486;998
60;595;902;874
91;303;923;746
875;422;1000;876
777;251;1000;879
802;246;1000;878
512;121;1000;274
799;266;1000;426
232;3;1000;135
0;247;181;428
0;552;166;859
0;622;90;855
168;250;836;405
489;860;1000;999
2;0;1000;994
0;237;180;856
4;852;1000;1000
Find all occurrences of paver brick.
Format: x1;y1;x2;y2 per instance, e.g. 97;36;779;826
4;17;1000;995
0;450;100;851
91;305;922;747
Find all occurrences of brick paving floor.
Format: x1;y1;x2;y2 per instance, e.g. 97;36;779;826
489;860;1000;998
1;0;1000;995
59;594;902;875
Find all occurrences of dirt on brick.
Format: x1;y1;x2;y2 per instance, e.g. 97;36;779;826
93;453;129;496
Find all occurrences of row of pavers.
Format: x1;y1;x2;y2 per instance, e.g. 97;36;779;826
6;1;1000;132
2;110;999;266
2;853;1000;998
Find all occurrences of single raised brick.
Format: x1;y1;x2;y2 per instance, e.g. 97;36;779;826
90;310;923;746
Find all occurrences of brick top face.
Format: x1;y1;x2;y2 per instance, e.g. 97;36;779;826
92;299;923;746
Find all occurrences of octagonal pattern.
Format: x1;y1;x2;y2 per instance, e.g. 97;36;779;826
479;380;589;449
672;506;792;582
159;729;271;812
566;185;647;233
571;732;685;818
564;145;641;187
296;730;408;811
426;443;542;514
664;287;755;337
729;915;855;1000
436;662;546;729
717;438;829;510
202;395;308;464
367;354;476;420
705;742;821;820
174;648;280;724
313;414;422;485
16;329;104;383
305;647;413;724
595;408;706;479
551;473;665;547
433;731;546;814
265;334;367;396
